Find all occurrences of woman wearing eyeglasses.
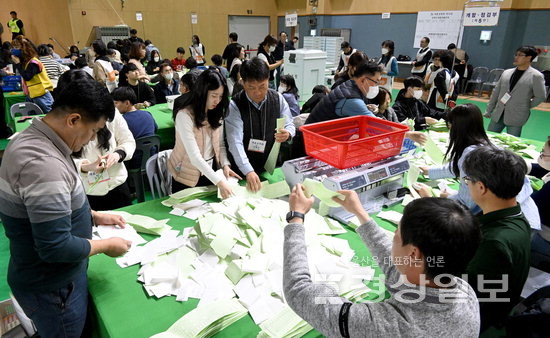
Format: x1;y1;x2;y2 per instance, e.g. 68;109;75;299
415;103;541;231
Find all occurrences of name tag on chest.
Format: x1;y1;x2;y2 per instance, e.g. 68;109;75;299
500;92;511;105
87;170;110;185
248;139;267;153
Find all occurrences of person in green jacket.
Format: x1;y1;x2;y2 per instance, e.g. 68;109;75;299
463;146;531;332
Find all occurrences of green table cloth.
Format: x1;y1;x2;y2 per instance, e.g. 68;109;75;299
145;103;175;150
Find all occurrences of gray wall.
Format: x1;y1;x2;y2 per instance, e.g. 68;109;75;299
278;10;550;70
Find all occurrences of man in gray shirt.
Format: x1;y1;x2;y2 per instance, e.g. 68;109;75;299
284;186;482;337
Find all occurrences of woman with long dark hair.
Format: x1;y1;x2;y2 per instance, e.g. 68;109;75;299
168;68;241;198
257;35;283;89
417;103;540;229
378;40;398;92
279;74;300;117
10;36;54;112
189;35;206;66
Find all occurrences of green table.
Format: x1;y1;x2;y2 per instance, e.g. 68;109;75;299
86;169;394;337
3;91;26;131
145;103;175;150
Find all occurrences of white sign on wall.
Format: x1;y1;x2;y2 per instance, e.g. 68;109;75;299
463;7;500;26
285;13;298;27
191;13;198;24
414;11;464;49
135;12;143;21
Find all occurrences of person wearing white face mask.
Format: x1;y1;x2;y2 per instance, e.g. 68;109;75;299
393;76;446;130
153;63;180;104
528;137;550;270
146;50;162;75
377;40;398;92
278;75;300;117
257;35;284;90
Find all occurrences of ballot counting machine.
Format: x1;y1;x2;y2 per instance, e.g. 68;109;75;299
282;155;410;223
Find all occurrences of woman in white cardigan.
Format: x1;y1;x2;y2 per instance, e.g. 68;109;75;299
73;111;136;210
168;68;241;199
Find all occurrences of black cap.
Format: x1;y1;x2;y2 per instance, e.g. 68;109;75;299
341;41;350;49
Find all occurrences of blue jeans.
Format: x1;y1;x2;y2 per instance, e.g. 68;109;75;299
11;271;88;338
487;115;523;137
28;91;54;113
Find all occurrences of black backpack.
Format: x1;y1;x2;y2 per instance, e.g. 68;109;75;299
506;285;550;337
397;54;411;61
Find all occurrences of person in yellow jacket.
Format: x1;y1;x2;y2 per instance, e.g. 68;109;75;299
11;36;54;112
168;68;241;199
7;11;24;40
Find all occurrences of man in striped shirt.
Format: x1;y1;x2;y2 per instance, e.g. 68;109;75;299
0;70;131;337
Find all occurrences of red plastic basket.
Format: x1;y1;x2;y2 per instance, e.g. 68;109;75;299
300;115;409;169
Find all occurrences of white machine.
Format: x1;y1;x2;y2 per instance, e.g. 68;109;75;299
283;49;327;102
283;155;410;224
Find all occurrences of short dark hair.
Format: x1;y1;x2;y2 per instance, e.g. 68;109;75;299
229;32;238;41
403;76;424;89
423;37;430;43
46;43;54;49
52;70;115;123
92;39;107;57
400;198;481;280
260;35;277;47
37;44;50;57
312;85;328;94
352;61;382;78
107;41;117;49
463;147;527;199
341;41;350;49
348;51;368;69
74;57;88;69
176;69;228;129
516;46;538;62
159;62;172;73
447;43;456;50
240;57;269;82
144;39;151;46
111;86;137;105
181;72;198;90
432;49;445;60
279;31;287;37
130;28;138;35
118;62;139;86
176;47;185;54
211;54;223;66
185;57;198;69
10;11;17;15
439;50;455;69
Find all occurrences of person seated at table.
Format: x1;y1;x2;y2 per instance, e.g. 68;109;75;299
36;44;67;86
227;63;243;97
461;147;531;332
127;41;149;82
210;54;228;78
145;49;162;75
112;86;157;140
168;69;241;198
300;85;329;115
171;47;186;72
74;56;93;77
119;63;156;109
279;75;300;117
65;44;80;58
529;137;550;271
225;57;295;192
107;48;123;72
185;57;203;77
371;87;398;122
415;103;540;230
393;76;446;130
173;72;199;116
283;185;481;337
10;36;54;112
153;63;179;104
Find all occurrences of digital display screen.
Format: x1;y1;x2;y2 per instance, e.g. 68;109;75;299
367;168;388;182
340;176;367;190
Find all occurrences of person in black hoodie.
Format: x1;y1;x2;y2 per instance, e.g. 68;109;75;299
393;76;446;130
300;85;329;115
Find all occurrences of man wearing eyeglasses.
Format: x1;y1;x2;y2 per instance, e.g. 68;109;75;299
485;46;546;137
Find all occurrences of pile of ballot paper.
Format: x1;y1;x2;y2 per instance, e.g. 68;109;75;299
110;191;376;337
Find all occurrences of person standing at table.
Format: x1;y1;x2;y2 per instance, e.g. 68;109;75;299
119;63;155;109
411;37;432;79
485;46;546;137
0;70;131;337
283;185;481;337
415;103;541;231
168;69;241;198
10;36;54;112
335;41;356;80
189;35;206;66
153;63;179;104
378;40;398;93
257;35;284;90
225;57;295;192
273;31;294;88
7;11;24;40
